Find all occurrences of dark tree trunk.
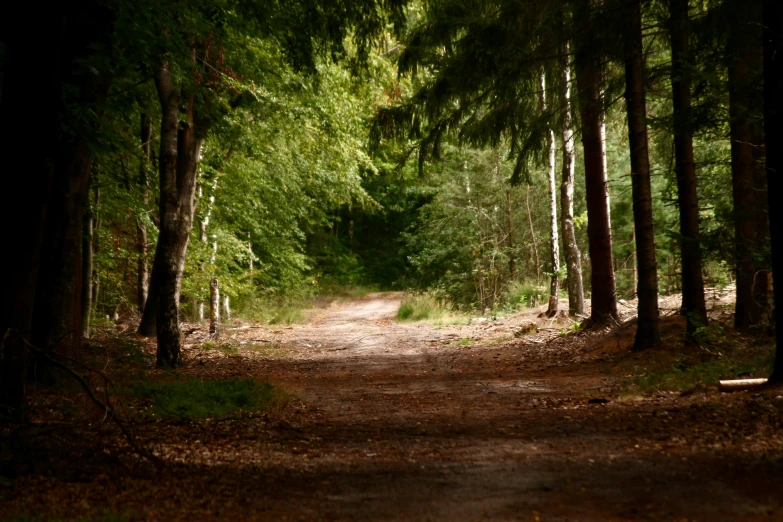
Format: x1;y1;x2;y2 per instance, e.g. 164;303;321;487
559;45;585;317
624;0;661;350
30;3;111;365
762;0;783;381
670;0;708;342
573;0;618;324
0;9;61;417
728;0;765;329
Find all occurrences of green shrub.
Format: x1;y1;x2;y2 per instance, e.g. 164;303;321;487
137;378;286;419
397;293;467;324
504;281;547;309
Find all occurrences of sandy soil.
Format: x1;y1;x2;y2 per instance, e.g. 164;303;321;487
3;291;783;521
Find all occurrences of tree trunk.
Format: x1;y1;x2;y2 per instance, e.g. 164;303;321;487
762;0;783;381
81;183;94;340
573;0;618;324
729;0;765;329
223;295;231;324
30;12;112;361
670;0;708;342
151;61;205;367
506;190;516;280
0;8;61;417
559;46;585;317
210;278;220;337
624;0;661;350
137;112;151;313
525;185;541;282
541;70;560;317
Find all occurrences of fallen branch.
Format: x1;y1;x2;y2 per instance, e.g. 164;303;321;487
2;329;164;470
718;378;768;392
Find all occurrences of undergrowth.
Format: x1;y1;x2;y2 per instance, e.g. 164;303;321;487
235;286;374;325
135;378;287;420
396;293;468;324
618;322;775;394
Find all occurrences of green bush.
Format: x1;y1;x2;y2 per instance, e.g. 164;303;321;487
504;281;547;309
137;378;285;419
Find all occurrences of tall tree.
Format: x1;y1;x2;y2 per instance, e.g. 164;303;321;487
623;0;660;349
669;0;708;342
762;0;783;381
727;0;767;329
573;0;618;324
541;70;561;317
559;44;585;317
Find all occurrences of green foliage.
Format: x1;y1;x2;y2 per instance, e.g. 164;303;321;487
504;281;549;310
137;378;285;420
397;293;466;324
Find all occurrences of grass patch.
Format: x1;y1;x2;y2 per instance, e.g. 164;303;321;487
397;293;468;325
200;340;239;355
505;281;548;310
618;323;775;394
136;377;287;420
246;342;291;357
235;286;376;325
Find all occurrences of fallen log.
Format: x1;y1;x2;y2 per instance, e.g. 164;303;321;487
718;378;768;392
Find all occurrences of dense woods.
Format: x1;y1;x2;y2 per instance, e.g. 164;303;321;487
1;0;782;419
4;1;783;519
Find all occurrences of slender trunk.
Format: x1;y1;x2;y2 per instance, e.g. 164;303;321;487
573;0;618;324
506;190;516;280
670;0;708;341
223;295;231;324
248;232;254;271
525;185;541;282
81;185;94;339
624;0;661;350
137;112;151;313
729;0;765;328
91;186;101;314
761;0;783;381
559;47;585;317
209;278;220;337
541;70;561;317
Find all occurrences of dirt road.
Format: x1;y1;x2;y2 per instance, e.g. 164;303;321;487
5;293;783;521
216;293;783;521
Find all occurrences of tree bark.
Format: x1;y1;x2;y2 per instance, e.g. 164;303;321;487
573;0;618;324
623;0;661;350
728;0;765;329
559;46;585;317
0;8;61;417
210;278;220;337
81;180;94;340
506;190;516;280
670;0;708;342
525;185;541;282
149;61;206;367
137;112;152;313
762;0;783;381
541;70;561;317
30;5;112;361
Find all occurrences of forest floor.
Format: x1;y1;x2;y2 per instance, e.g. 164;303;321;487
3;292;783;521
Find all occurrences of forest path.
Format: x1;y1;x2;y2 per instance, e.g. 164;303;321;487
197;292;781;521
6;293;782;521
